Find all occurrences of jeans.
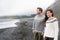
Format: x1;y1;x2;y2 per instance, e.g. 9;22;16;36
45;37;54;40
34;32;43;40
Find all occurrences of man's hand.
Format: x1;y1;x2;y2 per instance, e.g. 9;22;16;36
41;32;44;36
32;29;34;34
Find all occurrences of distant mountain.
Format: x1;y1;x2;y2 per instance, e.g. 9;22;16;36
0;14;36;19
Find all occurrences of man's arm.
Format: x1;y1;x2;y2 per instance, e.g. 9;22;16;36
32;20;35;34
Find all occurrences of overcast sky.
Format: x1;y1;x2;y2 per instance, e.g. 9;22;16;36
0;0;55;16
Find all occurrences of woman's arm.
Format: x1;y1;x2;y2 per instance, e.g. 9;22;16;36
53;19;59;40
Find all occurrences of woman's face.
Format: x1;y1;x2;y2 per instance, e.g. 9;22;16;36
46;11;52;18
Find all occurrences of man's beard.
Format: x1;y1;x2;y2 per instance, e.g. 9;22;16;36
37;13;41;15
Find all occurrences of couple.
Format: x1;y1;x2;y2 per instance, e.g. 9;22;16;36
32;7;59;40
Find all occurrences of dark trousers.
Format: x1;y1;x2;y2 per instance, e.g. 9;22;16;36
34;32;43;40
45;37;54;40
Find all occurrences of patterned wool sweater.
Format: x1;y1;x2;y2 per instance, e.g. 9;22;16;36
44;17;59;40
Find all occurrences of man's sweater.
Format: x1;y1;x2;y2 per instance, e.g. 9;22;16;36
32;14;45;32
44;17;59;40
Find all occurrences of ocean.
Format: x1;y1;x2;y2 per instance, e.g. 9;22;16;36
0;19;20;29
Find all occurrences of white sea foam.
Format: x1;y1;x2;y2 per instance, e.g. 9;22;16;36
0;19;20;29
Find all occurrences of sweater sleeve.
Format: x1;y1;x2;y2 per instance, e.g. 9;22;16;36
32;16;37;29
53;19;59;40
32;20;35;29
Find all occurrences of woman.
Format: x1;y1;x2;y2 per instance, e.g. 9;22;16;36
44;9;59;40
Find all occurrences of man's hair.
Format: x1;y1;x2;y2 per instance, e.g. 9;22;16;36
37;7;43;13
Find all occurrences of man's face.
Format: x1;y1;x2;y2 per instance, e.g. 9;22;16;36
37;9;42;15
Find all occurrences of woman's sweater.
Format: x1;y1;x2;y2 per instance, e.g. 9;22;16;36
44;17;59;40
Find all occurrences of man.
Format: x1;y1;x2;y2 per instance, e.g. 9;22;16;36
32;7;45;40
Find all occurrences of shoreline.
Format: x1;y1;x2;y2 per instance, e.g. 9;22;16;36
0;18;59;40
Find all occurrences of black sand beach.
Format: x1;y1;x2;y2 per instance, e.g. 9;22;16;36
0;18;60;40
